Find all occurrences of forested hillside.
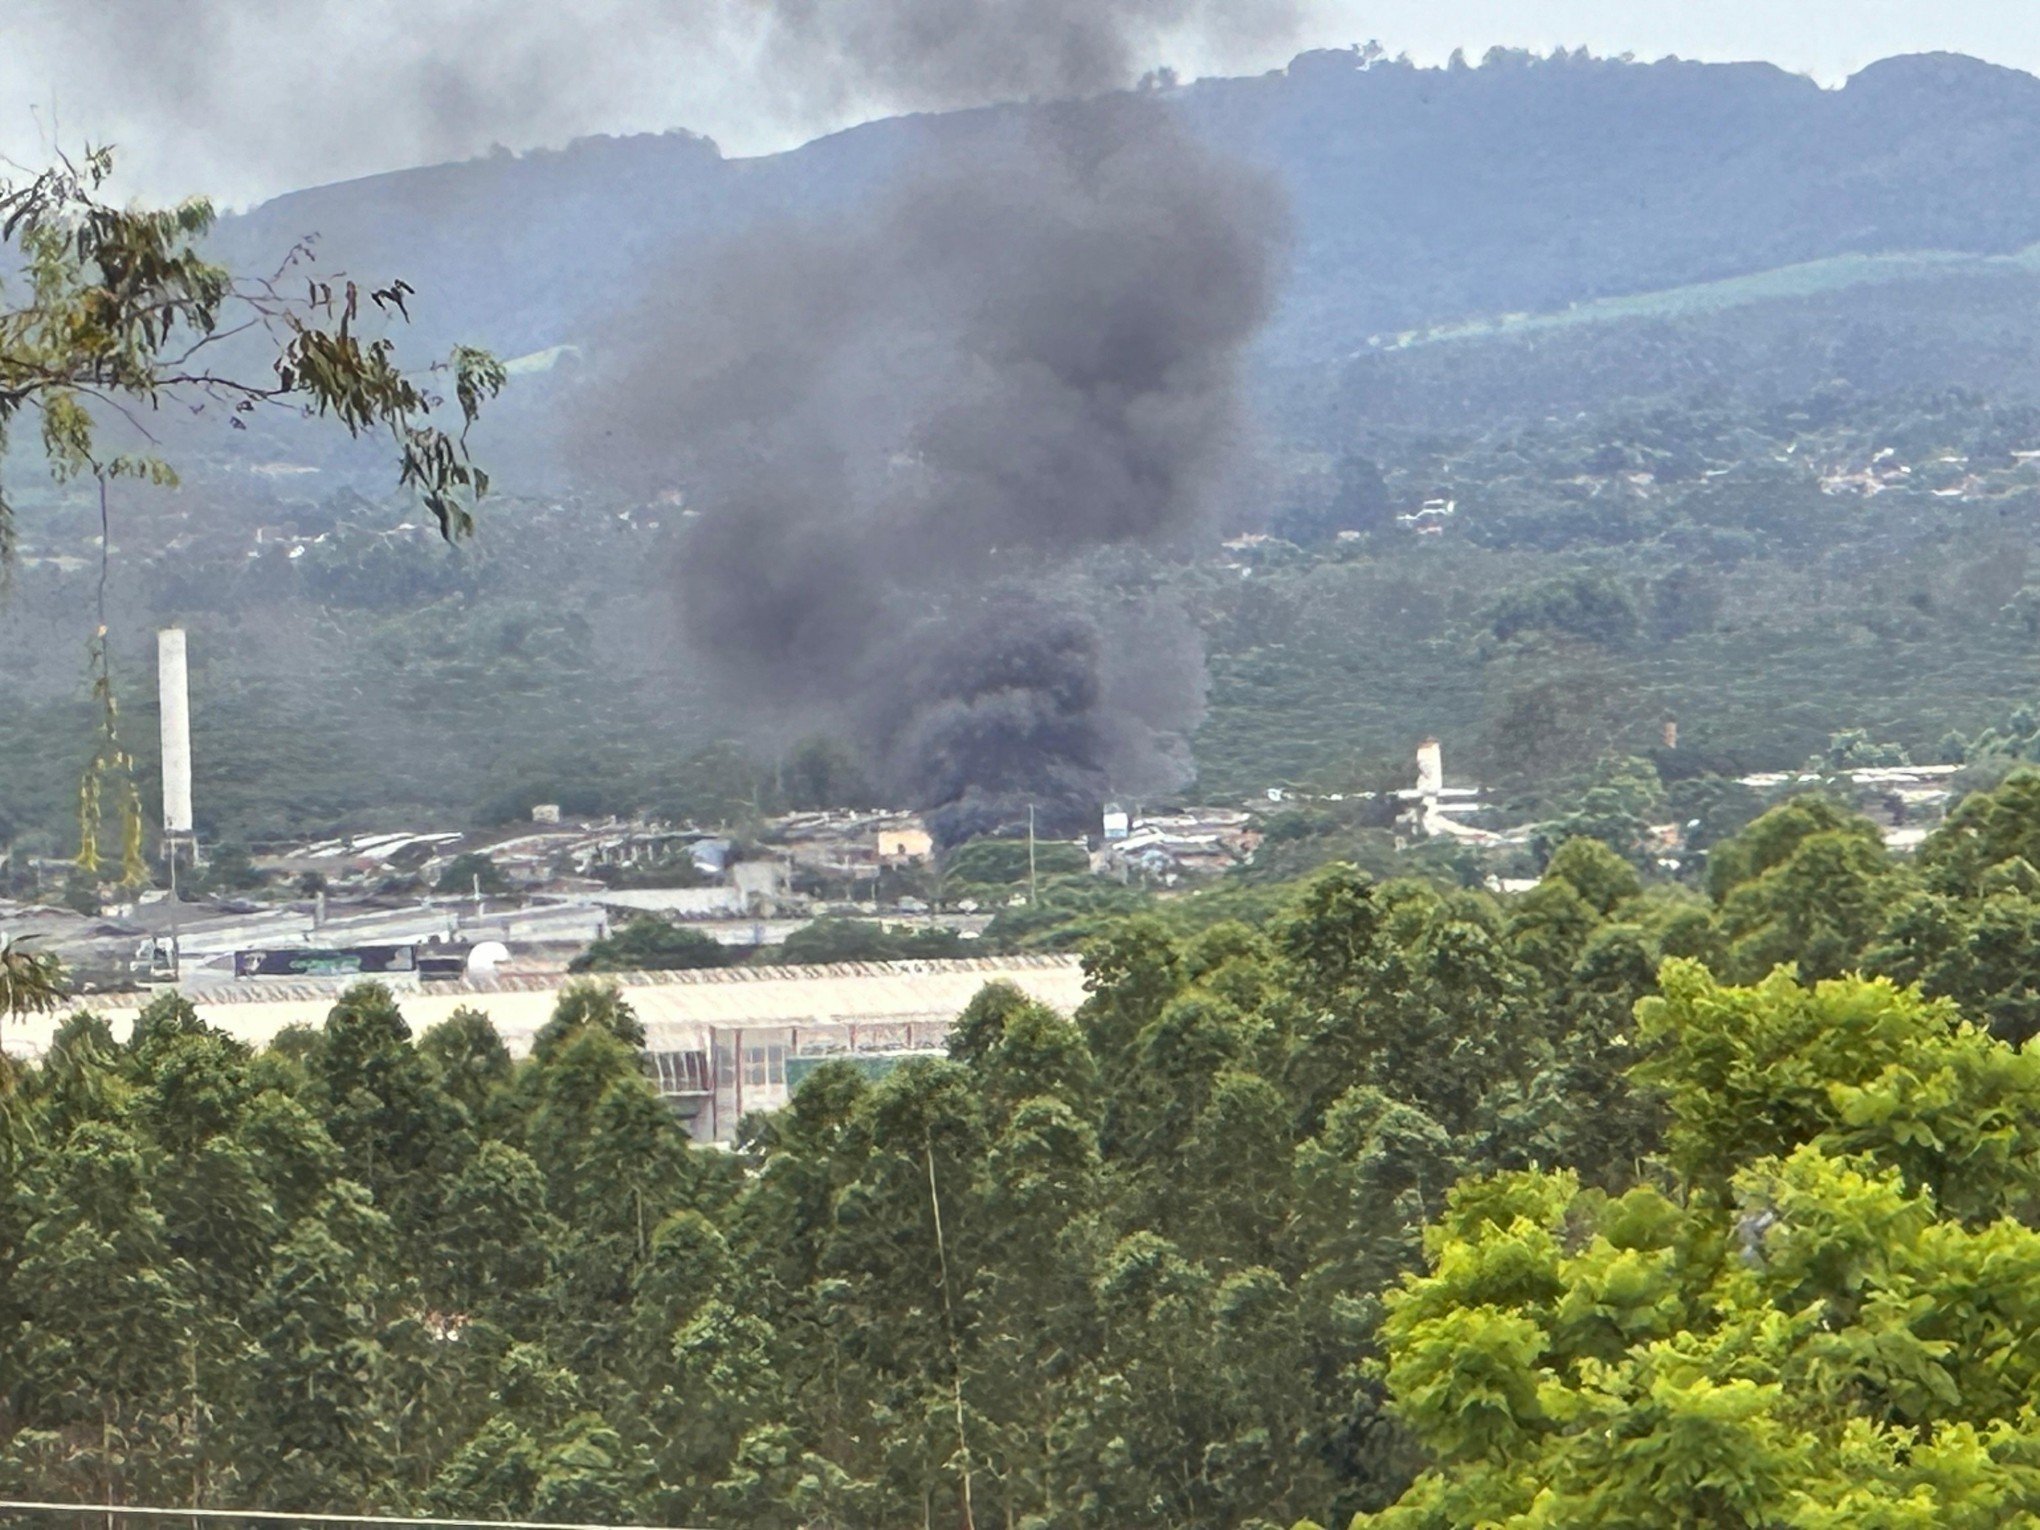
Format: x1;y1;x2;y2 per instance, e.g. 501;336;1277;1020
14;370;2040;850
15;48;2040;848
13;779;2040;1524
1200;383;2040;798
207;48;2040;369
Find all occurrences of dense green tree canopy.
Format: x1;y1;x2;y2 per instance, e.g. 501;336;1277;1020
1358;963;2040;1528
774;918;967;966
8;796;2040;1525
568;918;729;974
0;148;501;549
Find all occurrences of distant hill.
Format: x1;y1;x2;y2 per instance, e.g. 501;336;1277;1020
17;47;2040;854
210;47;2040;390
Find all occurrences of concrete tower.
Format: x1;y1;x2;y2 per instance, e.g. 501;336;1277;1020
158;628;193;837
1416;737;1444;800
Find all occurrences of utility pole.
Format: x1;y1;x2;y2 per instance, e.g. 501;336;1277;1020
1027;804;1037;907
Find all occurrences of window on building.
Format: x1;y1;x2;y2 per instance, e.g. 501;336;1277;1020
650;1050;710;1095
744;1042;789;1087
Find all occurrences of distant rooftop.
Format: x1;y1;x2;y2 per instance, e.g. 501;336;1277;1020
4;954;1089;1060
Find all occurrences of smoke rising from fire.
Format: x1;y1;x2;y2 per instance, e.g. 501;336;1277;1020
14;0;1297;843
572;7;1291;841
6;0;1296;205
752;0;1301;118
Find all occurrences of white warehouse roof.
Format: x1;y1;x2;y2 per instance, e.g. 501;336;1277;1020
4;955;1091;1060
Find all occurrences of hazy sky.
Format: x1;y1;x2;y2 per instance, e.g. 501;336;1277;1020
2;0;2036;208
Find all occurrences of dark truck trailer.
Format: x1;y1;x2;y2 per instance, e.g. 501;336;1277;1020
233;942;474;981
233;945;419;979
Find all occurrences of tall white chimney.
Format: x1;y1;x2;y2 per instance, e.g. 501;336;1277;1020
158;628;193;836
1416;737;1444;800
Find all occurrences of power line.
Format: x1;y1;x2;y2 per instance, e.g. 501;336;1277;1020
0;1503;712;1530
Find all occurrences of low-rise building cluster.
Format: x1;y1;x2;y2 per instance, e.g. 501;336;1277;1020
1096;805;1259;881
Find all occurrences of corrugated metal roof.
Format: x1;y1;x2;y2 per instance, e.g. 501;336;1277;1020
5;955;1090;1059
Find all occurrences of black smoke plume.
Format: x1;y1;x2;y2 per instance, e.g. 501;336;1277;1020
575;19;1289;842
12;0;1295;203
753;0;1301;119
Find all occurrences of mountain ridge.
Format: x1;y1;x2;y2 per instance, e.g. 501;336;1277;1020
208;47;2040;377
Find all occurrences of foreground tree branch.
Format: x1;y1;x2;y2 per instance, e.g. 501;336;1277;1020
0;145;505;555
0;145;506;900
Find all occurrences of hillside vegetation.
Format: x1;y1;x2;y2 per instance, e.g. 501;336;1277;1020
208;48;2040;368
13;49;2040;850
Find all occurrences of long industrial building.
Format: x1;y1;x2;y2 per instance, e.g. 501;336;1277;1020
2;955;1090;1142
